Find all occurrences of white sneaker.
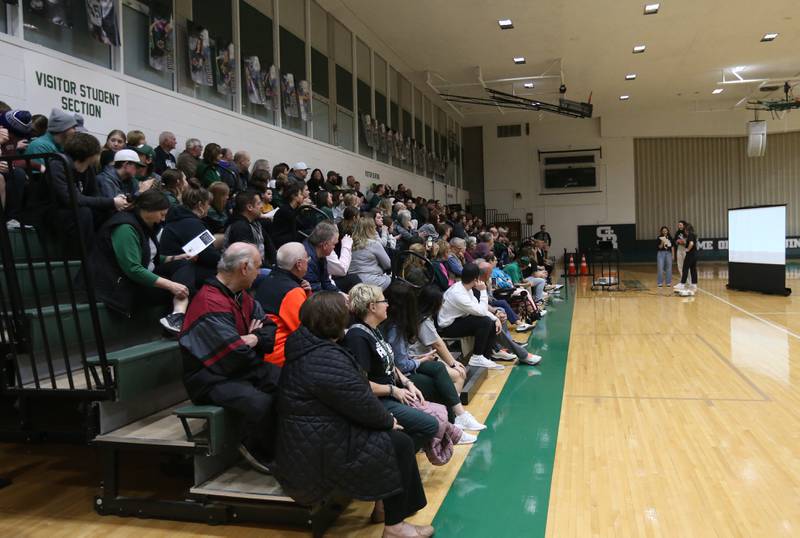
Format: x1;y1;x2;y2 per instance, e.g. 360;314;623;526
468;354;505;370
457;431;477;445
454;411;486;431
515;322;533;332
673;283;685;290
491;349;517;361
519;353;542;366
538;309;548;316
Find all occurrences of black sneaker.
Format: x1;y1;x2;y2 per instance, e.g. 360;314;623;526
159;312;185;335
238;443;272;475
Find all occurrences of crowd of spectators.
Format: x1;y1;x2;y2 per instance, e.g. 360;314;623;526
0;102;561;537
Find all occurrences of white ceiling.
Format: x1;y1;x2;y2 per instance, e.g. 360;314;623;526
324;0;800;122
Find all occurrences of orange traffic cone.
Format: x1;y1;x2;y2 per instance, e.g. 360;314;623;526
579;254;589;275
567;254;577;275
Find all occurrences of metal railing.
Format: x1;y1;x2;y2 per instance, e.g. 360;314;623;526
0;153;114;399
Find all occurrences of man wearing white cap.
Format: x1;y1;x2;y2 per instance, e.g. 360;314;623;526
288;162;309;184
96;148;147;199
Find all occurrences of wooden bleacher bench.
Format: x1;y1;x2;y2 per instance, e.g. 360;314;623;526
94;399;348;536
441;336;488;405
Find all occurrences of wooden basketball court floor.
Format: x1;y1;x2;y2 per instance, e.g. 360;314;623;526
1;261;799;537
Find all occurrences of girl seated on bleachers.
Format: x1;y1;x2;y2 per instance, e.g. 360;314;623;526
382;281;485;433
89;189;196;334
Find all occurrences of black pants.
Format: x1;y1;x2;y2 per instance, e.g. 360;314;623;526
383;430;427;526
201;363;280;459
333;273;361;294
409;361;460;421
134;260;199;316
680;252;697;284
438;315;496;357
381;398;438;451
2;168;26;221
53;206;97;258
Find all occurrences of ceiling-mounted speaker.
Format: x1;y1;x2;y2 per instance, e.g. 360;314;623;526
747;120;767;158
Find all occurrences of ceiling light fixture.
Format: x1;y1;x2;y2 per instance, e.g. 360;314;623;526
712;88;724;94
513;57;526;64
633;44;647;53
625;73;637;80
498;19;514;29
620;95;630;101
761;33;779;42
523;82;534;88
644;3;660;15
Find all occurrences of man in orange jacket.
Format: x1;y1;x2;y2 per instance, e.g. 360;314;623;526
254;242;312;366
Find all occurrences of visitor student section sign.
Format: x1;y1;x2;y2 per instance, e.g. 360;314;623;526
24;49;128;136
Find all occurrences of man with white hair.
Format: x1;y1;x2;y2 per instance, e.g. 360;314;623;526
180;242;279;473
255;242;312;367
153;131;177;174
177;137;202;179
447;237;467;277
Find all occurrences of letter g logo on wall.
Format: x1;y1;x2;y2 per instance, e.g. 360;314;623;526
596;226;618;249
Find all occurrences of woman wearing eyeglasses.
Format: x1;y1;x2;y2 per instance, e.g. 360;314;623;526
342;284;438;449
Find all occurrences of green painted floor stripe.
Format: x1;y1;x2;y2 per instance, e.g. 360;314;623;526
432;285;576;538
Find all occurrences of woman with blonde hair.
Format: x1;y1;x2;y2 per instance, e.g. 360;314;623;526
433;239;454;289
204;181;230;234
348;217;392;289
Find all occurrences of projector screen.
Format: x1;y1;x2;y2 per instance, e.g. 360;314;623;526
728;205;786;265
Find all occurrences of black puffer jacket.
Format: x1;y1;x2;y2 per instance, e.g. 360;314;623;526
275;326;401;505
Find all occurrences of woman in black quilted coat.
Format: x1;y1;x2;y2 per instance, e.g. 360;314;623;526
276;292;434;538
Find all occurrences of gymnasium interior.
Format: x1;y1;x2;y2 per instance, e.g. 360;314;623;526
1;1;799;536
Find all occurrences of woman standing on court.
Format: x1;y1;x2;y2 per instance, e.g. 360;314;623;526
656;226;673;287
678;222;698;291
674;220;688;279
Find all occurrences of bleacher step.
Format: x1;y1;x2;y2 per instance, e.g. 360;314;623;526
190;463;294;503
460;365;488;405
7;227;46;261
94;401;204;449
22;368;92;390
0;260;82;305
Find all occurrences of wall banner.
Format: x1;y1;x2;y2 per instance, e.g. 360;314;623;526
24;49;127;136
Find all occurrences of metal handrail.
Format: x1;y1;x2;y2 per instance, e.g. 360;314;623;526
0;153;113;399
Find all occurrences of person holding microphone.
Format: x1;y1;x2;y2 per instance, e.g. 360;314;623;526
674;220;688;279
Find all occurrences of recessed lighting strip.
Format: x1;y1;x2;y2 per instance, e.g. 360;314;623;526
644;3;660;15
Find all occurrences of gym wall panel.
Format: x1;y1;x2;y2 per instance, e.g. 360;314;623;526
635;131;800;239
739;131;800;235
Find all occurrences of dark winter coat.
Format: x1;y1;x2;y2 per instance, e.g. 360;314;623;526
180;278;278;401
160;205;221;270
274;326;401;505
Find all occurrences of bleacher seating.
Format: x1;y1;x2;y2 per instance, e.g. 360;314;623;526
0;148;526;535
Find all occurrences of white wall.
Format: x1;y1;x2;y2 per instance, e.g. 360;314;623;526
0;34;466;204
481;106;800;255
483;116;634;256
